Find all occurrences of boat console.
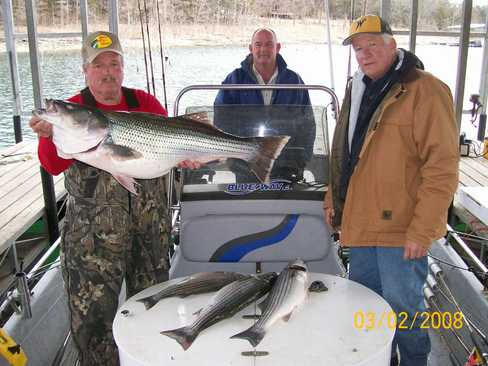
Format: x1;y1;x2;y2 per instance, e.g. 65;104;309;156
168;85;343;278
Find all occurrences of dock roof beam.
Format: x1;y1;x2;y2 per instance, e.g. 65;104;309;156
2;0;23;143
25;0;60;243
454;0;473;131
2;0;22;118
324;0;335;90
408;0;419;54
380;0;392;23
480;13;488;116
109;0;120;34
80;0;89;39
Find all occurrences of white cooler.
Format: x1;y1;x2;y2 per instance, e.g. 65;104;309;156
113;273;395;366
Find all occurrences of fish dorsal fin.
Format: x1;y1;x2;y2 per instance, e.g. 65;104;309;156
180;111;212;125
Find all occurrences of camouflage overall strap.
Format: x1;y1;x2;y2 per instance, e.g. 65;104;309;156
80;87;140;109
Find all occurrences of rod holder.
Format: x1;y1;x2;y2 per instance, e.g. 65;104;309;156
479;113;487;142
13;115;22;143
426;274;439;292
15;271;32;319
429;262;443;279
422;284;435;302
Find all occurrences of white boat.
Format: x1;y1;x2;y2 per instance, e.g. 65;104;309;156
1;0;487;364
1;84;487;366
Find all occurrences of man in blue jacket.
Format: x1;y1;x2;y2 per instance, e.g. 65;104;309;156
214;28;315;183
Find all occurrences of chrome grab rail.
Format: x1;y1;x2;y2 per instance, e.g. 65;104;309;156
167;84;340;213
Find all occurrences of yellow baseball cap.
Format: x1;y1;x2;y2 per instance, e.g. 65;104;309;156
343;15;393;45
82;31;123;64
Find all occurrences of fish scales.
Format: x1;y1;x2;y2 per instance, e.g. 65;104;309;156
136;272;250;310
34;100;290;193
107;112;259;159
160;272;277;350
191;276;263;329
231;260;308;347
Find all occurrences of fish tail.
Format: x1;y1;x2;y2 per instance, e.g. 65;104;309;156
135;297;158;310
231;326;265;347
249;136;290;183
160;326;197;351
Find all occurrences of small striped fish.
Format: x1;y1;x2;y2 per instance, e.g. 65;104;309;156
160;272;277;350
136;271;250;310
231;259;308;347
34;99;290;194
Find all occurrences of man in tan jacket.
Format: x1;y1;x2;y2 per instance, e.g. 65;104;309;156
324;15;458;366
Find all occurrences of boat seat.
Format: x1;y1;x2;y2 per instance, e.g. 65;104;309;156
181;213;329;262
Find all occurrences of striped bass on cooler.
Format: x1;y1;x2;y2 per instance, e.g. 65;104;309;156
160;272;277;350
136;271;251;310
231;259;309;347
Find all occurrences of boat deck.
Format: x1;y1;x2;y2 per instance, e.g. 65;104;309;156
1;142;487;257
452;155;488;264
0;140;66;261
458;155;488;188
0;142;485;366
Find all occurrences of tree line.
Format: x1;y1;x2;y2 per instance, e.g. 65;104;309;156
2;0;487;31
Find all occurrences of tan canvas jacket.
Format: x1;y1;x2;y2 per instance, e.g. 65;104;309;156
324;66;459;248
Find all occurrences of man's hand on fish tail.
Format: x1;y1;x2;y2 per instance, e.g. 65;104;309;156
177;160;204;169
29;116;53;138
403;240;428;260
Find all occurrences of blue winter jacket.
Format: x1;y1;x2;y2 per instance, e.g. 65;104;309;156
213;54;315;182
214;54;311;105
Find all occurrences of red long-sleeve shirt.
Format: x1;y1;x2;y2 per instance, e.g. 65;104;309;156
38;89;167;175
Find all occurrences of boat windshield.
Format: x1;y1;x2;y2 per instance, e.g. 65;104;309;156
181;103;332;191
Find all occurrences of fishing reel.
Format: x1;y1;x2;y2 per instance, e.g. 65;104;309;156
470;94;483;124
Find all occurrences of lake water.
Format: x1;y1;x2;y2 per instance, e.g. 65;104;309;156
0;41;485;148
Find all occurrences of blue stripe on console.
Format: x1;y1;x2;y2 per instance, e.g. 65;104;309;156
209;214;299;262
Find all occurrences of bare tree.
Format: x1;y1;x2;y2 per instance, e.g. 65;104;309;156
6;0;486;31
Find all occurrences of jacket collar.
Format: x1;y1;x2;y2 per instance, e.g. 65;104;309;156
396;48;424;83
241;53;288;79
350;48;424;86
347;49;421;152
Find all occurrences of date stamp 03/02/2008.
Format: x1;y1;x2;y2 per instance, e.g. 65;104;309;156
353;310;464;331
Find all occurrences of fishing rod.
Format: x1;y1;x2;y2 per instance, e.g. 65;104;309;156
346;0;368;80
426;271;488;348
346;0;355;80
137;0;151;93
143;0;156;96
429;262;488;364
156;0;168;110
423;291;466;366
448;229;488;243
361;0;368;15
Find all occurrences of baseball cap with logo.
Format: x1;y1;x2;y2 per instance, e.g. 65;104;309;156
82;31;123;64
342;15;393;45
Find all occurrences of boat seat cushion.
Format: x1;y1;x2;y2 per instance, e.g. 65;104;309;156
180;213;330;262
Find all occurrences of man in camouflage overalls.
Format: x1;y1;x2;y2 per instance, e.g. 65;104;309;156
30;31;200;365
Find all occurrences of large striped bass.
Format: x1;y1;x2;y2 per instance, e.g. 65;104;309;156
160;272;277;350
33;99;290;194
231;259;308;347
136;271;250;310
